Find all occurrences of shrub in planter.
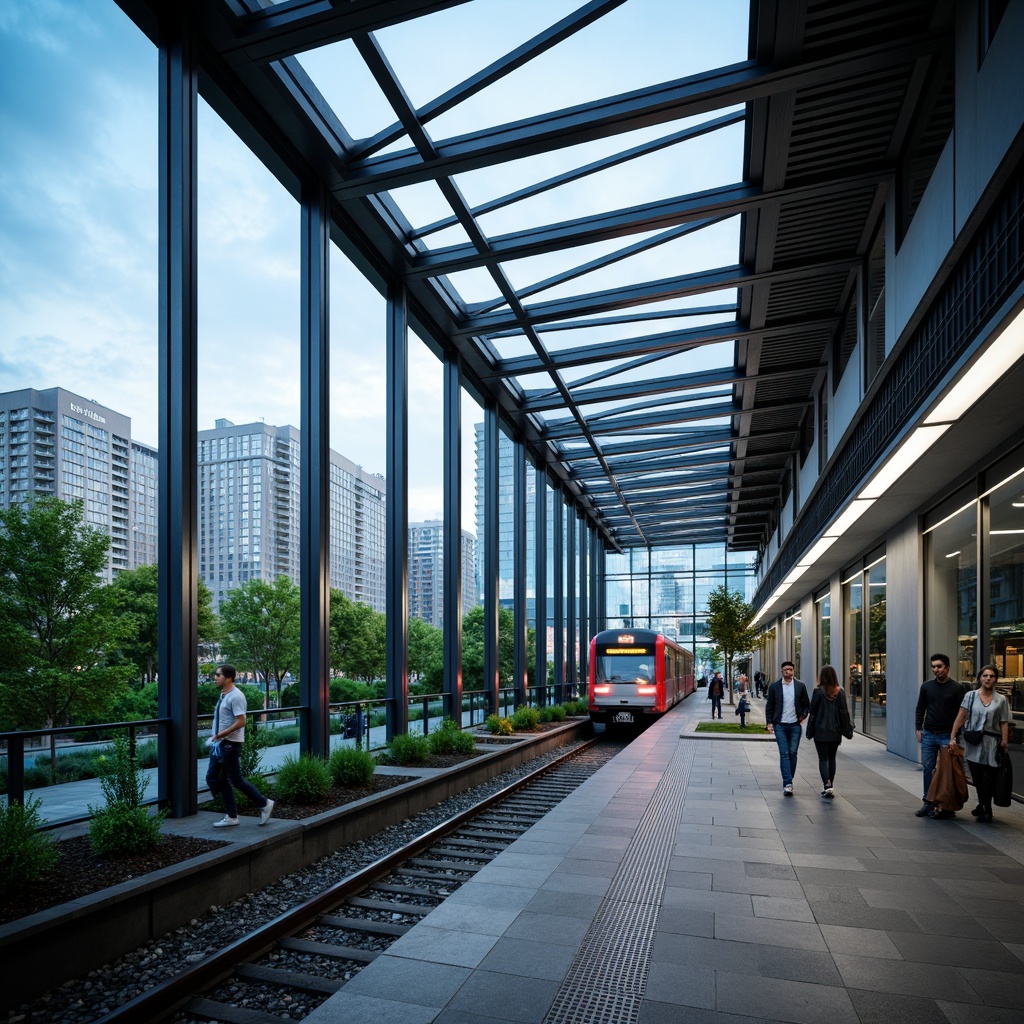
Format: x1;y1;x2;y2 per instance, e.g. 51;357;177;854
0;797;59;898
275;753;332;804
428;717;475;756
88;735;167;856
329;745;376;787
385;732;431;766
548;704;566;722
485;714;514;736
512;706;540;731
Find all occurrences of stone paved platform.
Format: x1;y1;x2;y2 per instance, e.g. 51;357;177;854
304;690;1024;1024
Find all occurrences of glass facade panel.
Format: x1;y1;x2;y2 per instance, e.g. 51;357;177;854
988;468;1024;719
816;593;831;668
844;574;863;726
925;503;977;682
867;559;887;741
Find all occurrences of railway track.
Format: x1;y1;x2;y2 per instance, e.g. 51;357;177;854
96;736;624;1024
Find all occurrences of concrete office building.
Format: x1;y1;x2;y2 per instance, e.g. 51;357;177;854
198;419;386;612
0;387;158;582
408;520;476;628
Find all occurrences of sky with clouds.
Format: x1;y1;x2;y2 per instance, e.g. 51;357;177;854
0;0;747;526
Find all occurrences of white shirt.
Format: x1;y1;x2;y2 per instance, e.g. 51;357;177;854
780;680;797;723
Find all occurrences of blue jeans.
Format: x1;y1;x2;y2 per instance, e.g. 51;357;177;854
920;730;946;800
711;694;722;718
773;722;802;786
206;740;268;818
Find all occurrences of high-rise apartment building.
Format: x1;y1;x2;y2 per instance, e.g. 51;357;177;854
408;520;476;628
198;419;386;611
0;388;158;582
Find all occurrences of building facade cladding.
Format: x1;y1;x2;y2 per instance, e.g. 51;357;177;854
752;3;1024;787
129;440;158;569
197;419;386;613
0;387;148;583
408;519;476;628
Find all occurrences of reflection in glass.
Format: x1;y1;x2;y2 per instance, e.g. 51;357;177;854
988;469;1024;722
925;503;977;683
844;576;863;726
816;593;831;668
867;560;886;741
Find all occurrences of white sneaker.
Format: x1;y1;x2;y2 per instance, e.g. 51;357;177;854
259;798;275;826
213;816;239;828
783;784;793;796
825;787;835;799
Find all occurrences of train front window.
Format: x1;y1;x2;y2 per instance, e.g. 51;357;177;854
595;656;653;684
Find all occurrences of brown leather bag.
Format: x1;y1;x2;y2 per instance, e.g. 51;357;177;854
926;745;968;811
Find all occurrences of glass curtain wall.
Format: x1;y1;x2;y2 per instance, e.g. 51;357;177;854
816;592;831;667
989;469;1024;712
843;570;863;726
867;558;887;741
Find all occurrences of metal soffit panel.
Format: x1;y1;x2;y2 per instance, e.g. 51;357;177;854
119;0;951;554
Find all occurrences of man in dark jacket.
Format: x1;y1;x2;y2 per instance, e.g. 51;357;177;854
765;661;811;796
914;653;966;818
707;672;725;719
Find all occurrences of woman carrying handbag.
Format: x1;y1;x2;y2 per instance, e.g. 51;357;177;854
948;665;1011;823
806;665;854;799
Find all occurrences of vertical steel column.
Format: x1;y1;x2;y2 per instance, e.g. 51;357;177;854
552;489;564;704
513;441;528;708
385;283;409;740
591;530;603;634
156;10;199;818
482;406;500;716
534;466;548;706
578;514;588;690
299;181;331;756
565;504;577;699
443;358;463;720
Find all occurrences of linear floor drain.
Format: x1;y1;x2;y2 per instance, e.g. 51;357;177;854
543;740;694;1024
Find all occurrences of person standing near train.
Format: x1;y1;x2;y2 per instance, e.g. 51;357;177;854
707;671;725;719
765;661;810;796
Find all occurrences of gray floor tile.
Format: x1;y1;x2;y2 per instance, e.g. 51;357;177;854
956;965;1024;1006
820;924;902;958
936;1000;1024;1023
756;946;844;986
639;1000;774;1024
888;932;1023;971
831;953;982;1001
654;906;716;937
642;962;716;1008
715;970;860;1024
539;872;611;897
751;896;815;922
446;970;559;1023
477;936;577;982
663;868;713;889
982;917;1024;943
713;912;826;950
661;885;754;916
524;889;602;920
846;988;949;1024
651;932;757;972
303;992;439;1024
386;925;500;968
342;956;472;1007
503;910;590;946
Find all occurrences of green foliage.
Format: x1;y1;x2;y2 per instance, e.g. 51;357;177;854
695;721;769;734
329;590;386;681
705;585;758;699
408;615;444;684
485;713;514;735
88;735;167;855
219;576;301;705
563;699;589;716
274;753;332;804
511;706;540;731
0;798;59;898
110;564;218;683
328;745;376;787
0;497;135;729
198;681;264;716
461;605;535;688
385;731;431;765
427;717;476;755
103;681;159;723
330;677;380;703
239;727;267;778
548;704;566;722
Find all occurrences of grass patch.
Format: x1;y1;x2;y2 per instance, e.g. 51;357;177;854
695;721;769;734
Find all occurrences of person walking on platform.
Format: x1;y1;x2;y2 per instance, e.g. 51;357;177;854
207;664;275;828
806;665;852;798
948;665;1011;823
707;671;725;718
915;653;966;819
765;661;810;796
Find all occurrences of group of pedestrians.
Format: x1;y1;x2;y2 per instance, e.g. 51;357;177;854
755;653;1011;820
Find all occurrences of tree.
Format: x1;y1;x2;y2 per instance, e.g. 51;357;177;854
0;497;134;734
219;576;300;706
329;589;386;682
110;563;218;682
407;615;443;685
704;584;758;705
461;605;521;689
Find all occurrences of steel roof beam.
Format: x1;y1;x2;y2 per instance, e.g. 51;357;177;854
332;33;943;198
411;170;886;279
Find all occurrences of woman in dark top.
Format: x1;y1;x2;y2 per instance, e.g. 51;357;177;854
808;665;852;798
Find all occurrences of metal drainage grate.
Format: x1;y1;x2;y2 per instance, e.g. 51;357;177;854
543;741;695;1024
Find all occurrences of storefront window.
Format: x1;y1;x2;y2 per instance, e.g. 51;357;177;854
844;573;863;725
988;469;1024;718
816;592;831;667
925;501;977;682
867;559;887;741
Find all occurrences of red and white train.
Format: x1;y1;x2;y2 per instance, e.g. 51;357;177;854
588;628;695;726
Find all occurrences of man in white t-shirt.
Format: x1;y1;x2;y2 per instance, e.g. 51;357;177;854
764;661;811;796
206;664;274;828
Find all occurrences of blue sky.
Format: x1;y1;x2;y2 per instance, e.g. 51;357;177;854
0;0;748;524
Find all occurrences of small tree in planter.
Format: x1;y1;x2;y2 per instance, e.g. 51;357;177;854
88;735;167;856
704;585;758;706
